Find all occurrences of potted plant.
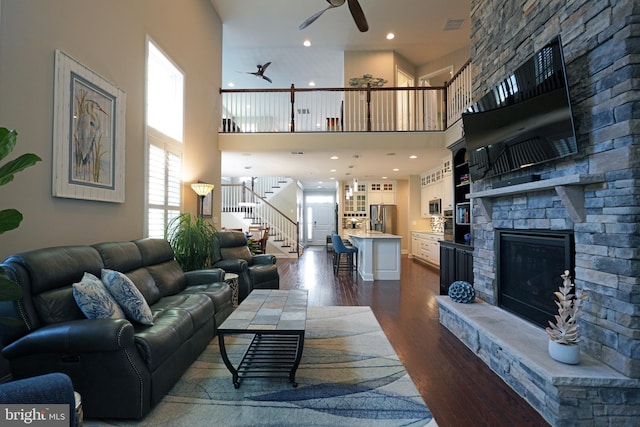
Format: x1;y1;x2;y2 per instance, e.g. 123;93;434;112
0;127;41;314
545;270;587;364
165;212;217;271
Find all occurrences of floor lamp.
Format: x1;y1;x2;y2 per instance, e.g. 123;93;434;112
191;183;215;218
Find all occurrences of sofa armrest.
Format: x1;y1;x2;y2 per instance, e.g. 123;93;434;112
184;268;225;285
2;319;134;360
252;254;276;265
212;259;249;273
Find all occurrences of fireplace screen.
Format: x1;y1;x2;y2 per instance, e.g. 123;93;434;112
497;230;574;328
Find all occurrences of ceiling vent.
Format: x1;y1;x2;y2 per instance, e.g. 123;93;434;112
443;18;464;31
297;108;310;114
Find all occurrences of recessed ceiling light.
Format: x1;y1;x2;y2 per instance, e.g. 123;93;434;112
409;155;417;159
381;176;388;179
386;33;395;40
303;40;311;47
330;169;336;172
309;81;316;86
393;168;399;171
227;82;235;87
330;177;335;180
330;156;339;160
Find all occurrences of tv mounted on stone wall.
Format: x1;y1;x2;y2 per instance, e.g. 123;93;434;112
462;35;578;181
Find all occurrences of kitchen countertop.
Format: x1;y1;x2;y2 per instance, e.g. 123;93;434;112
345;230;402;239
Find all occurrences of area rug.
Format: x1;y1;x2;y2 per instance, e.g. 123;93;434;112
89;306;436;427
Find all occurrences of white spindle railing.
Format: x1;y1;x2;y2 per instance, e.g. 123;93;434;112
221;183;301;257
221;86;447;133
220;60;473;133
447;59;473;126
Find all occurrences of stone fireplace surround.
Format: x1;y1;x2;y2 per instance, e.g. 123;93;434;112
437;1;640;425
436;175;640;426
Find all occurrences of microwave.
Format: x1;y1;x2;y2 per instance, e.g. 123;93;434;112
428;199;441;215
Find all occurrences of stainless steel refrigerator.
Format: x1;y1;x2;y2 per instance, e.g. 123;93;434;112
369;204;396;234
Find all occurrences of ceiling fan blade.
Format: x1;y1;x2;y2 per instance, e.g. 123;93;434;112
299;5;336;30
262;75;272;83
261;62;272;72
347;0;368;32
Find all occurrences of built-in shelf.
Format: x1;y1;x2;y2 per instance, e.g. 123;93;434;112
467;173;606;222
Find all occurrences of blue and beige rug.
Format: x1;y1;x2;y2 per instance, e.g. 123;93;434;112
89;306;436;426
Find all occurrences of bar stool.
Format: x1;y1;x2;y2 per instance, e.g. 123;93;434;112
331;234;358;274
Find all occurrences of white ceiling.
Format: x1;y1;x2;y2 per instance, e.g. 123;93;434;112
210;0;472;189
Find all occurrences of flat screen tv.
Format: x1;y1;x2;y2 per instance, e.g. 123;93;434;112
462;36;578;181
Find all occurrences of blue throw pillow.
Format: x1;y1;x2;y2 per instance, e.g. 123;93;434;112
72;272;126;320
101;269;154;326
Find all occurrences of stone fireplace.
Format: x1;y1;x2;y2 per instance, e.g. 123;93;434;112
436;1;640;425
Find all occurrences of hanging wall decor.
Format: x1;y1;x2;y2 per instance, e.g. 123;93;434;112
52;49;126;202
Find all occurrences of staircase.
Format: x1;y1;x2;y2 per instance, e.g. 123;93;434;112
221;177;302;258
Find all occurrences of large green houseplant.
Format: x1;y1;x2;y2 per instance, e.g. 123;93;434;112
0;128;42;302
165;212;217;272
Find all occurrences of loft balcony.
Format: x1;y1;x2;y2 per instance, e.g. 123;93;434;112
220;61;471;134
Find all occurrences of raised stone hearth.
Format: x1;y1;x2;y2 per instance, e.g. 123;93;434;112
437;297;640;426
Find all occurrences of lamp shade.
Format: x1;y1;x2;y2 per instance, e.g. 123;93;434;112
191;182;215;197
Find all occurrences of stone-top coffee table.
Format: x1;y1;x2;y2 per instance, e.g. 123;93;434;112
217;289;308;388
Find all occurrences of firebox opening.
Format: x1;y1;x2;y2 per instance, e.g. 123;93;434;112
497;229;575;328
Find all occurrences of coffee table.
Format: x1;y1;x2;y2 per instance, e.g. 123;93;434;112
217;289;308;388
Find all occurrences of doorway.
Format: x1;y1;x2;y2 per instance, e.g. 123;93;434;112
396;67;414;130
304;193;336;246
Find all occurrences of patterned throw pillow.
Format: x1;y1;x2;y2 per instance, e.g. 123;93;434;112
101;269;154;326
72;272;126;320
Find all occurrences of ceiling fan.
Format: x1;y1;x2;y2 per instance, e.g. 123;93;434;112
299;0;369;32
247;62;272;83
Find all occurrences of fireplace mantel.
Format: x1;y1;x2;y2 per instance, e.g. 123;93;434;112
467;173;605;222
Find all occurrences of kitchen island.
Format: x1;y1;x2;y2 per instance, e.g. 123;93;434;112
344;230;402;281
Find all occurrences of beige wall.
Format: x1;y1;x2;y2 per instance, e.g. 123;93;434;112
417;46;471;84
344;50;395;86
0;0;222;259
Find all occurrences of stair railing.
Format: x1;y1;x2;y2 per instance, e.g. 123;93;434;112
221;183;301;257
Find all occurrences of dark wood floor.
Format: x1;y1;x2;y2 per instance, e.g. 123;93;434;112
276;247;549;427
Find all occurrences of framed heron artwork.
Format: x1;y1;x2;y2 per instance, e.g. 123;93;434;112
52;49;126;202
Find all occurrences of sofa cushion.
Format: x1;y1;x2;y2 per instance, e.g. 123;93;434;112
220;246;252;263
33;287;85;325
145;261;187;297
122;268;162;306
72;272;126;320
101;269;154;326
93;242;143;273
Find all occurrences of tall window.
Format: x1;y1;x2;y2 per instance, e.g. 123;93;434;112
146;40;184;238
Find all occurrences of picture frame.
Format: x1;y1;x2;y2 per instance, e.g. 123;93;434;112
202;191;213;217
52;49;126;203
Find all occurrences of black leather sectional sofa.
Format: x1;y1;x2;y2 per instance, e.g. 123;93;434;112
0;238;233;419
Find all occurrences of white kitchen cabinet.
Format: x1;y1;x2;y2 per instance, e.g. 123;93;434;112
410;231;442;267
367;180;396;205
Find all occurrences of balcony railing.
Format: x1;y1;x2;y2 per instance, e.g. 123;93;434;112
220;60;472;134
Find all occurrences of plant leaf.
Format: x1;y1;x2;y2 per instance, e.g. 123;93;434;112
0;128;17;163
0;153;42;186
0;209;23;234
